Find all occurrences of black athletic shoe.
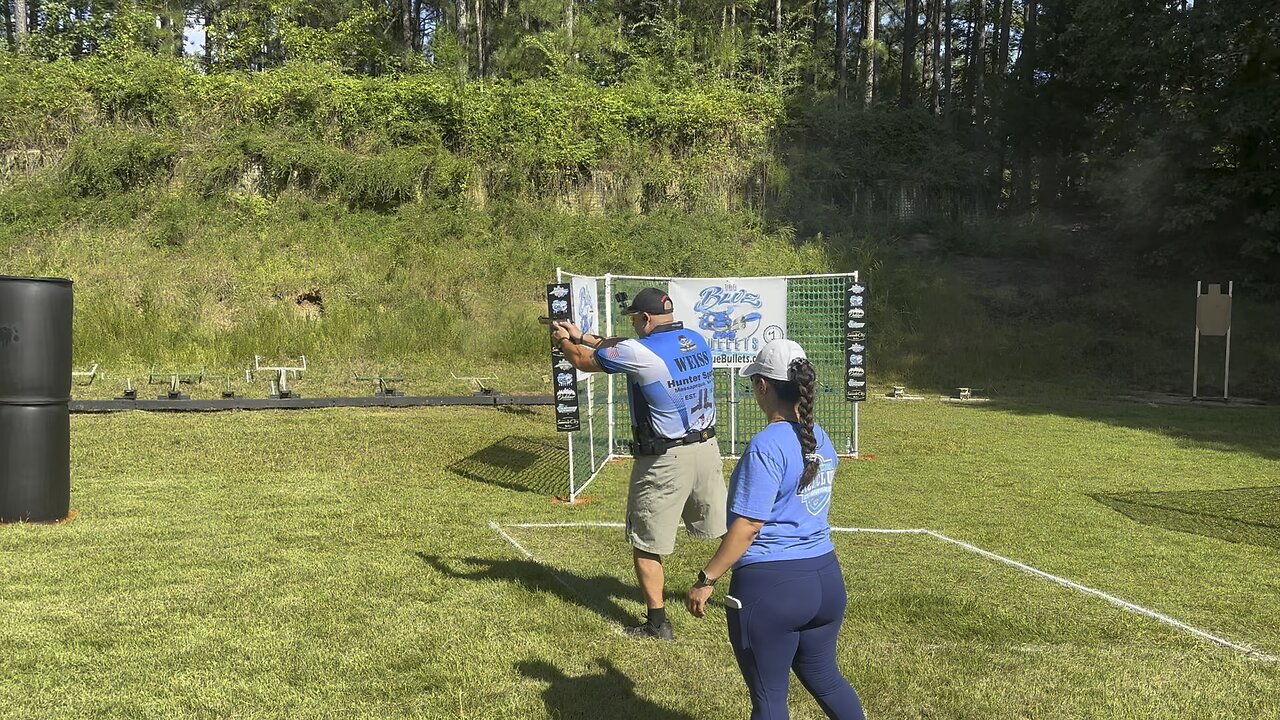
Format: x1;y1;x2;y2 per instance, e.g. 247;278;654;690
622;620;675;641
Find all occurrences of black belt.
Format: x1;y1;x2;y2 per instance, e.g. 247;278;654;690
634;427;716;456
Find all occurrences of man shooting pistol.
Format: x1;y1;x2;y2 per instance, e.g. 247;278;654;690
549;288;727;641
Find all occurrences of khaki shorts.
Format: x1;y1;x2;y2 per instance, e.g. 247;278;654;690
626;439;727;556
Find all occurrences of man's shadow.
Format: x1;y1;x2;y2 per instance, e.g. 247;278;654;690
517;658;698;720
416;553;690;627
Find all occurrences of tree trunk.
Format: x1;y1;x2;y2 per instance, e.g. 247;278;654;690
923;0;935;93
993;0;1012;207
203;7;214;66
851;0;864;90
836;0;850;100
776;0;782;33
809;0;822;90
565;0;574;40
14;0;28;52
730;0;737;78
942;0;952;118
1016;0;1038;208
1022;0;1037;85
921;0;930;94
900;0;917;107
863;0;877;105
457;0;471;74
399;0;412;50
930;0;941;113
722;0;728;76
477;0;486;73
970;0;986;138
997;0;1011;77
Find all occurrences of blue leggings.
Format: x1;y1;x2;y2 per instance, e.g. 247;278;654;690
726;552;864;720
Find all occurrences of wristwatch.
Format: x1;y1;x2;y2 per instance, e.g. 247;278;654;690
694;569;717;589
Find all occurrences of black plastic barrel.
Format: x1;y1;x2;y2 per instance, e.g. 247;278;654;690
0;275;72;522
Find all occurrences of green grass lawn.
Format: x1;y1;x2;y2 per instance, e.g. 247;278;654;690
2;399;1278;718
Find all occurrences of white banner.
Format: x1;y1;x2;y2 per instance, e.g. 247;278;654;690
570;276;600;379
669;278;788;365
570;276;600;338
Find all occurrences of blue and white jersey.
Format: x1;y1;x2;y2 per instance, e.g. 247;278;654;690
594;323;716;440
728;421;838;568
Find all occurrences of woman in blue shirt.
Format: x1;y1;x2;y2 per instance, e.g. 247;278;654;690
686;339;864;720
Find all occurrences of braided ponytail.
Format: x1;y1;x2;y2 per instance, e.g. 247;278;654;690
789;358;820;491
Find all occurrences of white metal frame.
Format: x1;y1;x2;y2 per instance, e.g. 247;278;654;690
249;355;308;397
555;269;861;503
72;363;99;386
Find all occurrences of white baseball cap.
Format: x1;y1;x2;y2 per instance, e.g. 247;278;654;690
738;339;808;382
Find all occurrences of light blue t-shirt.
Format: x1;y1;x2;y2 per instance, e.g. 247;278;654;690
594;324;716;440
728;421;838;568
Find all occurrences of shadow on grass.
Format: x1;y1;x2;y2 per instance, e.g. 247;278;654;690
418;553;635;625
517;659;698;720
956;395;1280;462
448;434;566;495
496;405;541;417
1092;486;1280;550
416;552;696;628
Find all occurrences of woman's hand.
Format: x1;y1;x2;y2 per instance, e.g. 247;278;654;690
685;517;762;618
686;585;714;618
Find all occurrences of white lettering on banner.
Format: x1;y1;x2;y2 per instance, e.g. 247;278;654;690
693;286;763;313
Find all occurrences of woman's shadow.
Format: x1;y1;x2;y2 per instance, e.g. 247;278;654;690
517;658;699;720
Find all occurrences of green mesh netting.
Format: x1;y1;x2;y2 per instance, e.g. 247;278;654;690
564;273;858;499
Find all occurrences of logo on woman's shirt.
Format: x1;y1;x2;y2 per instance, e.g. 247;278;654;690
799;462;835;515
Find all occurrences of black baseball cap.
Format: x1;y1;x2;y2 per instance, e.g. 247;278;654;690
621;287;674;316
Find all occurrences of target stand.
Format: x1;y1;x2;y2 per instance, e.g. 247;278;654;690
248;355;307;399
72;363;99;387
452;373;498;397
148;369;204;400
352;372;405;398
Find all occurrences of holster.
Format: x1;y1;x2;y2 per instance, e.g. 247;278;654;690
630;425;716;457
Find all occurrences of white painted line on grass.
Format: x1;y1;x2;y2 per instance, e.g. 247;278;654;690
505;521;626;529
921;529;1278;662
488;520;537;560
494;520;1276;662
830;527;929;534
504;522;922;533
487;520;620;624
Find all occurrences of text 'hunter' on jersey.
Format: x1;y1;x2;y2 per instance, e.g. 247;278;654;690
595;326;717;439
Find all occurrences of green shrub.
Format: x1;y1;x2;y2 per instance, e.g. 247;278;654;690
62;127;181;196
